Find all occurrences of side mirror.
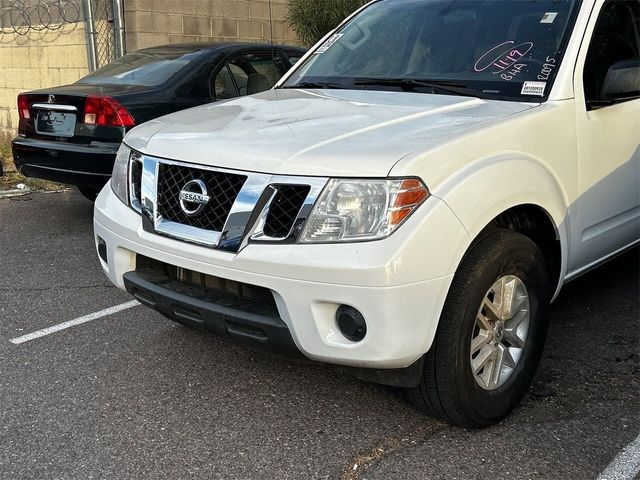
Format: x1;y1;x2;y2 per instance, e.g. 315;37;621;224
601;58;640;101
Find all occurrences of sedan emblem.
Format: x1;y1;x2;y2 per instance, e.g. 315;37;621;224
47;94;56;104
179;179;211;217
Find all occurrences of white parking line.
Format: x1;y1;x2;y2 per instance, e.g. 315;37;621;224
597;433;640;480
9;300;140;345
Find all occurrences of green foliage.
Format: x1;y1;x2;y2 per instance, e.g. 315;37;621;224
0;135;12;169
286;0;369;47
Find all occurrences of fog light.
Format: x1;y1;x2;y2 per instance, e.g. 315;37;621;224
336;305;367;342
97;236;108;264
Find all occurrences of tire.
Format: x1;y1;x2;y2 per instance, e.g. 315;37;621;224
406;229;551;427
76;186;99;202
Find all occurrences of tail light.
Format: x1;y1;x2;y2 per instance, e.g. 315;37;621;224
84;95;135;128
18;94;31;120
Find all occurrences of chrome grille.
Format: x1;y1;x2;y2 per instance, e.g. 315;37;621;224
263;185;311;238
133;154;328;251
156;163;247;232
130;157;142;209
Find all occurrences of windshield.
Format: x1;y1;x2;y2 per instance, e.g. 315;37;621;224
283;0;582;101
77;50;202;86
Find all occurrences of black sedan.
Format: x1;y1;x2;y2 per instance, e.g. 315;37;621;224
12;43;306;200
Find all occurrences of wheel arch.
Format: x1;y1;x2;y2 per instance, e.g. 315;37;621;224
481;204;562;300
435;154;570;299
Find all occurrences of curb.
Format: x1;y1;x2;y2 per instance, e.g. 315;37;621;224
0;187;71;198
0;188;32;198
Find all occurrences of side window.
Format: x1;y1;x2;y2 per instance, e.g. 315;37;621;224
243;54;281;90
211;54;281;100
212;64;239;100
285;52;303;67
228;63;249;95
583;0;640;105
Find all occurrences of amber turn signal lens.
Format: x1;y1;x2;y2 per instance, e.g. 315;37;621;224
388;179;430;227
389;207;415;225
394;188;429;207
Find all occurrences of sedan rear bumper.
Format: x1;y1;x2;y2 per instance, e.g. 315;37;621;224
12;136;119;189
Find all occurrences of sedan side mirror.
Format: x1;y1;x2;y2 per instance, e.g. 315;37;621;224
592;58;640;108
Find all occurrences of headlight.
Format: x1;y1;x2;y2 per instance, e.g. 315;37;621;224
111;143;131;206
299;178;429;243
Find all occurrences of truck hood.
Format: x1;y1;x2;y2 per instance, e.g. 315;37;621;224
136;89;537;177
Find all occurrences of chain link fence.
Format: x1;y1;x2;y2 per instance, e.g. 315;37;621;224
86;0;119;69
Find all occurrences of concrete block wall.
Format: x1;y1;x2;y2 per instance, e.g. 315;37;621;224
0;23;89;137
124;0;299;51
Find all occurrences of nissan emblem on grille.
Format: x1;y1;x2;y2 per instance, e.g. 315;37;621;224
179;179;211;217
138;157;326;251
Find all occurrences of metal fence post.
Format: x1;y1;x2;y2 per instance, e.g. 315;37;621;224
113;0;125;57
82;0;97;71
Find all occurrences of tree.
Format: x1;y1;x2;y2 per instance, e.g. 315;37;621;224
286;0;369;47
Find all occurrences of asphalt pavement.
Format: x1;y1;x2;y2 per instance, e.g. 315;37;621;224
0;190;638;480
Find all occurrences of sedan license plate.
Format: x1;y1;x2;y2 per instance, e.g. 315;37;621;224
36;111;76;137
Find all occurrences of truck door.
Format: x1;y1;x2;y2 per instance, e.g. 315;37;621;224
571;0;640;274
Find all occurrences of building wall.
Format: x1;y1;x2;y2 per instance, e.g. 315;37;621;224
0;23;89;137
124;0;299;51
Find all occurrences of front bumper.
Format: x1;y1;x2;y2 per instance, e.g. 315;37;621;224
94;185;470;369
12;136;119;189
123;268;301;356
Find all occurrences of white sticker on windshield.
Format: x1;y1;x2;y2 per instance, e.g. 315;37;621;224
521;81;547;97
316;33;344;54
540;12;558;24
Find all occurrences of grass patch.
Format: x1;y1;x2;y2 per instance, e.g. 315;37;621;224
0;136;66;192
0;140;11;166
0;171;65;192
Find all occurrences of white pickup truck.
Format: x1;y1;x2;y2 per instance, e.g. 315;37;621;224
94;0;639;427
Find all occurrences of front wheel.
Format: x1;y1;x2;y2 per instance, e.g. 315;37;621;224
406;229;551;427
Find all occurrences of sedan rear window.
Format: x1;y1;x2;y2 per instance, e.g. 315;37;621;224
77;50;201;86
